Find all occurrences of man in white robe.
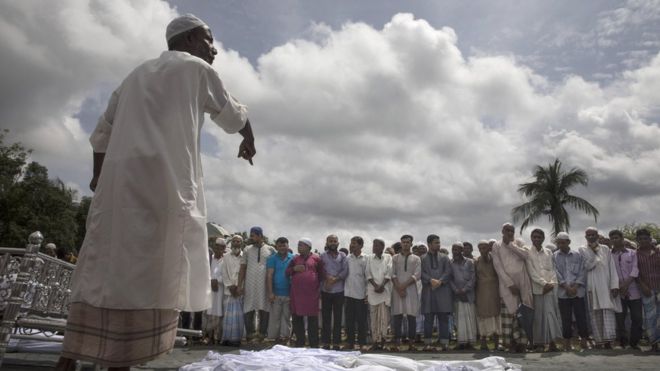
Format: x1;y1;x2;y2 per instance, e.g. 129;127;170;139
222;236;245;346
366;238;392;350
391;235;422;351
491;223;533;352
579;227;620;349
203;238;226;344
238;226;275;342
526;229;562;351
57;14;256;371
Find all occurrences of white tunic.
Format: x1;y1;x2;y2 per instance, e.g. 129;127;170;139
526;246;558;295
70;51;248;311
366;254;392;306
222;253;243;297
241;244;275;313
207;257;225;316
579;245;620;311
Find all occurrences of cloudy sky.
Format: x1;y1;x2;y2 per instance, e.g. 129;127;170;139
2;0;659;252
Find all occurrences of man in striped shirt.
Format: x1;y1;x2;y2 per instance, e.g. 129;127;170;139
636;228;660;352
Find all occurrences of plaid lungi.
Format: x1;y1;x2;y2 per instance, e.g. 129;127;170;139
500;301;527;346
222;296;244;342
61;302;178;368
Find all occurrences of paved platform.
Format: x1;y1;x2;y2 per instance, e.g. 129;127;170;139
2;344;659;370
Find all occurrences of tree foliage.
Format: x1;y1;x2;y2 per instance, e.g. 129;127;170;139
512;158;599;237
616;222;660;241
0;131;90;252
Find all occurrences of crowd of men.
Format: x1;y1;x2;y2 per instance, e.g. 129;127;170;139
191;224;660;353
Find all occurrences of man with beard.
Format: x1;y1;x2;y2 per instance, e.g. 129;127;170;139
491;223;533;352
609;229;643;349
420;234;452;351
56;14;255;370
238;227;275;343
287;238;322;348
366;238;392;350
580;227;619;349
204;238;226;344
475;240;502;351
391;235;422;351
450;242;477;350
344;236;368;351
221;235;246;347
320;234;348;350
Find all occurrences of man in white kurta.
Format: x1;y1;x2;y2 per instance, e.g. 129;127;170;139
366;238;392;349
391;235;422;351
222;237;245;345
204;238;226;344
526;229;562;351
491;223;533;352
58;14;256;370
238;226;275;342
579;227;620;348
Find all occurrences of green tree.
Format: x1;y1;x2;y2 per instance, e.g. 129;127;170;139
0;132;83;252
617;223;660;241
512;158;599;237
74;196;92;249
0;129;31;197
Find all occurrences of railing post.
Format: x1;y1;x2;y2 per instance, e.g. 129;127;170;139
0;231;43;366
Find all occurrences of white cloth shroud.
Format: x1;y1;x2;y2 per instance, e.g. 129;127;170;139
178;345;522;371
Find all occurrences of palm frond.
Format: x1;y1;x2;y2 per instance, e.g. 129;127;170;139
563;195;599;222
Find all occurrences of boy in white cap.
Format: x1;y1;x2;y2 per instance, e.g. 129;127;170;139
57;14;256;370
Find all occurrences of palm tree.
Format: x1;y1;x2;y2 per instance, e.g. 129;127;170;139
511;158;599;237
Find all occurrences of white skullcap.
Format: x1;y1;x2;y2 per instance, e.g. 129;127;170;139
585;226;599;233
166;14;208;42
488;239;497;243
555;232;570;241
214;237;226;245
502;222;514;229
452;241;464;247
231;234;243;242
45;243;56;249
477;240;490;246
299;238;312;248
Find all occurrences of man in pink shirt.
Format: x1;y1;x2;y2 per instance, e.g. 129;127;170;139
610;229;642;349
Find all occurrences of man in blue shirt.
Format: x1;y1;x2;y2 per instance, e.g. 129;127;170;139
553;232;589;350
320;234;349;350
266;237;294;343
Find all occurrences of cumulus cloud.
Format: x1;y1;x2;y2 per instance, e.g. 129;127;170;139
203;13;660;247
2;3;659;251
0;0;176;187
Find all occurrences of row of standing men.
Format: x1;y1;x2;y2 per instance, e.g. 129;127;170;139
197;225;660;353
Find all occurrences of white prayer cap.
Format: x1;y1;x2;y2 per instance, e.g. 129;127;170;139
555;232;570;241
585;226;598;233
488;239;497;244
502;222;514;229
45;243;56;249
166;14;208;42
231;234;243;242
214;237;226;245
477;240;489;246
451;241;464;248
299;238;312;248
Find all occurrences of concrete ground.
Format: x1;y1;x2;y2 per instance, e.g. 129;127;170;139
2;344;659;370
